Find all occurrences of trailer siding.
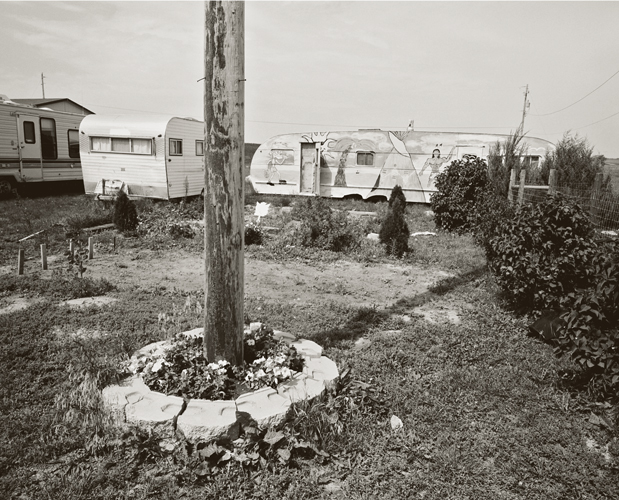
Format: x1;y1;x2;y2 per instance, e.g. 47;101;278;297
165;118;204;199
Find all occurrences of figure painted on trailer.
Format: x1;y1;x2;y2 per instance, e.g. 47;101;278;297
420;146;455;187
265;150;287;185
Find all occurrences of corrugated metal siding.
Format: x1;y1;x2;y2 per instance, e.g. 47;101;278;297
0;105;19;160
165;118;205;199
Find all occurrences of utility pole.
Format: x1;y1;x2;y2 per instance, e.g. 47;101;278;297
41;73;46;98
519;84;529;133
203;1;245;365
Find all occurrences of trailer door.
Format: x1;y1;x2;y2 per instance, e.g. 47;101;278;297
300;143;319;194
16;114;41;160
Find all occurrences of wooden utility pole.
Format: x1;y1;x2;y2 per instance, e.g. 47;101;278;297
203;1;245;365
518;84;529;133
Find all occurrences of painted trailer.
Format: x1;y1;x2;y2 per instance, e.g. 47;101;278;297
79;114;205;200
248;129;555;203
0;95;85;194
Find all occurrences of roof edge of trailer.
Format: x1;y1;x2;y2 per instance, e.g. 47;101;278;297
79;114;203;137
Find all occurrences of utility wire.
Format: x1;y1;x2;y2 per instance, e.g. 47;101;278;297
530;67;619;116
574;109;619;130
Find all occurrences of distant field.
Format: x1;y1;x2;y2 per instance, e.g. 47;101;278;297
604;158;619;191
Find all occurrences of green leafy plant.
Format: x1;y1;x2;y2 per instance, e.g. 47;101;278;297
291;197;357;252
378;185;409;257
486;194;598;311
113;190;139;233
430;156;489;234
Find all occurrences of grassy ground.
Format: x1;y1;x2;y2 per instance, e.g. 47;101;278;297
0;193;617;499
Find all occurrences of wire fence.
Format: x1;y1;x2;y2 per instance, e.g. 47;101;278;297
509;170;619;232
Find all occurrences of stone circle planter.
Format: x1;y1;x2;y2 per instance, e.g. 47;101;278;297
102;326;338;443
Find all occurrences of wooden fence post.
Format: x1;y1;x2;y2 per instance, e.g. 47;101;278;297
40;244;47;270
548;168;556;196
69;239;75;259
518;169;526;206
17;248;25;275
508;168;516;202
88;237;94;260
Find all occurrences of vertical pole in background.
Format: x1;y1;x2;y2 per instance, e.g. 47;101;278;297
17;248;24;275
508;168;516;202
591;172;603;226
69;239;75;259
40;244;47;270
204;0;245;365
548;168;557;196
88;237;94;260
518;169;526;206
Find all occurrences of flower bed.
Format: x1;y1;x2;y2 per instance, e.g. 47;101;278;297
128;323;305;401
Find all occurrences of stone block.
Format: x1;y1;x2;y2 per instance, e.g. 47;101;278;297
59;296;118;308
273;330;296;344
291;339;323;358
235;387;291;428
303;356;339;388
278;373;325;404
125;391;183;426
177;399;238;443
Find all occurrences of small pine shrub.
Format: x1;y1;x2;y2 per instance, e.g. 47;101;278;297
113;190;139;233
291;197;357;252
379;186;409;258
486;194;598;311
245;221;264;246
430;156;489;234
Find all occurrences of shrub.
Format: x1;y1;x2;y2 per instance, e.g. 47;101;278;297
486;130;531;197
430;156;489;234
379;185;409;258
245;221;264;246
291;197;357;252
486;194;598;311
540;133;611;191
554;241;619;399
113;190;139;233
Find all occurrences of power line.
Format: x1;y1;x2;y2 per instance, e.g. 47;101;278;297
574;109;619;130
530;67;619;116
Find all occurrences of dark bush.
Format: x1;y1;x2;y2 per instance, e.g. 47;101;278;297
486;194;598;311
245;223;264;246
430;156;489;234
291;197;357;252
113;190;139;233
379;185;409;258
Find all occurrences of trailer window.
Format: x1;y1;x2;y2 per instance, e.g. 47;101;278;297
131;139;152;154
170;139;183;156
111;138;131;152
91;137;110;152
196;140;204;156
357;152;374;166
23;121;36;144
40;118;57;160
68;130;80;158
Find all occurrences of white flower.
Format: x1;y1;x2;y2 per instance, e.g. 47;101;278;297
255;369;266;378
152;359;165;373
246;339;255;346
207;362;219;371
279;367;291;379
254;202;270;219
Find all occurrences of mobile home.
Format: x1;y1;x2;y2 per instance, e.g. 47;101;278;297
0;95;85;194
79;114;205;200
248;129;555;203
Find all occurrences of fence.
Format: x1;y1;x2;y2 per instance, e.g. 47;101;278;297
508;168;619;231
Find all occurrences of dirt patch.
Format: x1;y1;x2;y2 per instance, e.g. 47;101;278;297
78;249;455;309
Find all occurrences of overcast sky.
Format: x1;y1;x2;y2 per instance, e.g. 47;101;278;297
1;1;618;157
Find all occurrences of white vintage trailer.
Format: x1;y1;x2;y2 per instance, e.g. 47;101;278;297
0;95;85;194
79;114;205;200
248;129;555;203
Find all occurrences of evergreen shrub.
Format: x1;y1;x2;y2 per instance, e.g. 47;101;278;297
113;190;139;233
379;185;409;258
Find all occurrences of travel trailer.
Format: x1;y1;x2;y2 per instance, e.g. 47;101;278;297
79;114;205;200
0;95;85;194
248;129;555;203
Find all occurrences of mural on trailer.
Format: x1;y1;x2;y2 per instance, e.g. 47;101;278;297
248;129;554;204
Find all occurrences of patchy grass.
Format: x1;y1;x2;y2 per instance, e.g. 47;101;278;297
1;192;617;498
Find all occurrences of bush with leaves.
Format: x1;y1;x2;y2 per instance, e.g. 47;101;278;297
291;197;357;252
554;241;619;400
430;156;489;234
486;194;598;311
378;185;409;257
244;221;264;246
113;190;139;233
